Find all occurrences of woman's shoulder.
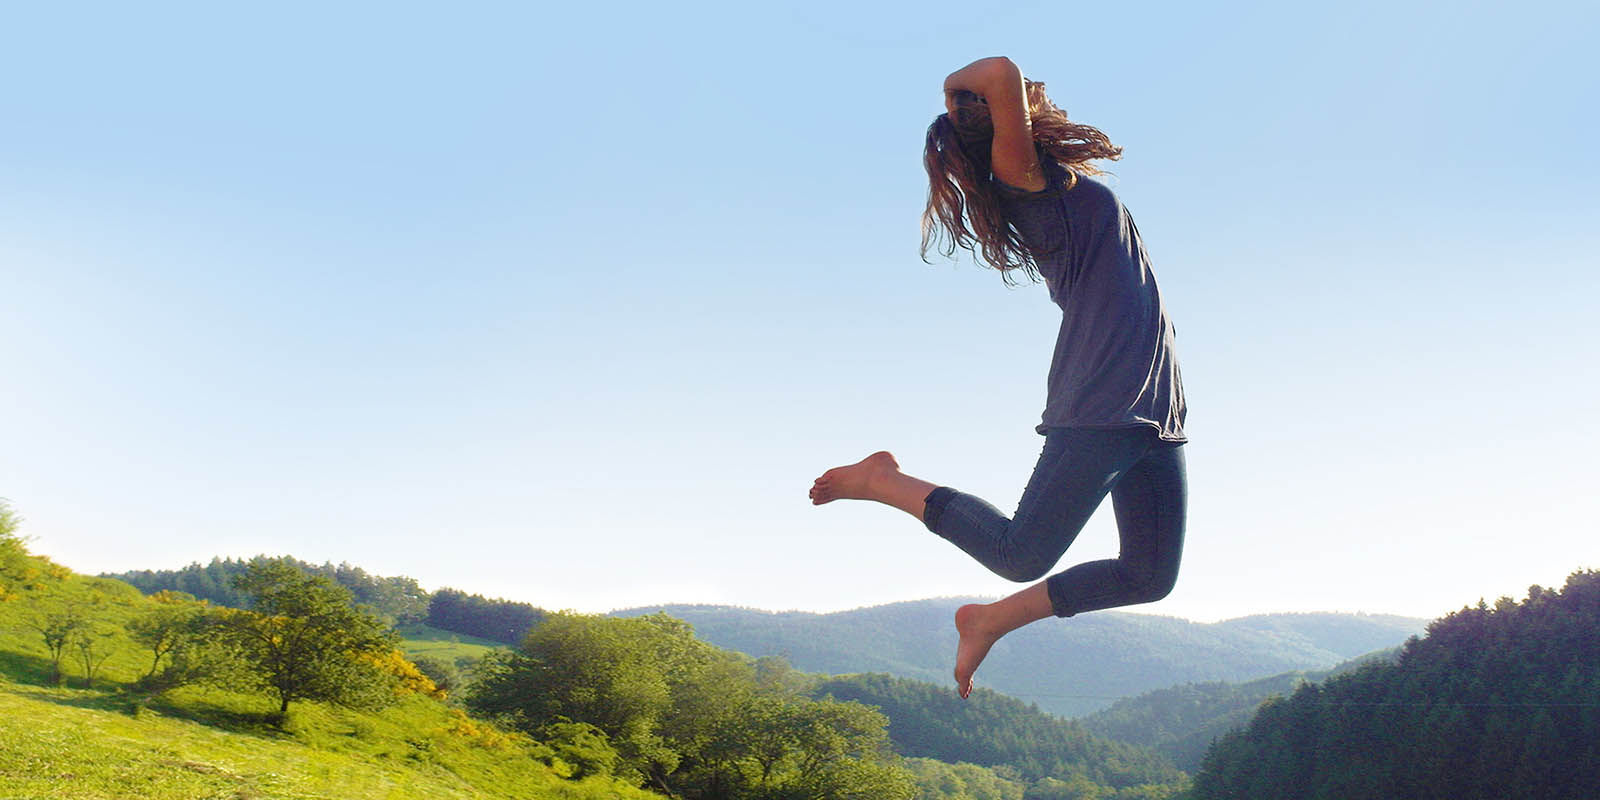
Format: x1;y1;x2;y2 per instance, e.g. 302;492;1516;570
992;157;1069;201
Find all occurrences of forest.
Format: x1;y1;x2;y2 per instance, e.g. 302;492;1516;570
1188;570;1600;799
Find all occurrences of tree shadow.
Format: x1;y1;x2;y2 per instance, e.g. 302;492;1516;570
0;649;69;687
2;674;288;740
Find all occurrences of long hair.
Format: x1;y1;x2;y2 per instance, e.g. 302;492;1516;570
921;80;1123;284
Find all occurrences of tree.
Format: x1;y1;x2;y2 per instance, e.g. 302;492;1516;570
469;611;917;800
0;499;29;600
410;655;461;695
218;560;399;719
25;600;86;687
70;621;117;689
469;612;689;785
126;590;206;681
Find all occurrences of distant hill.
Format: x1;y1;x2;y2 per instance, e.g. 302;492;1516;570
612;601;1427;716
812;672;1183;789
1190;570;1600;799
1078;647;1403;771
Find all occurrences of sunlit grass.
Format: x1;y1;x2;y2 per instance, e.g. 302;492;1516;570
0;557;660;799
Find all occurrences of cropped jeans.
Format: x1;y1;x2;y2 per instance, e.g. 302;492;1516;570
923;426;1187;618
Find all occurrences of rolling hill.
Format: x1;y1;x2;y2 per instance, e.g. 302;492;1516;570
612;600;1426;716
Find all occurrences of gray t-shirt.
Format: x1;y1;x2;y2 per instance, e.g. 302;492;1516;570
995;158;1187;441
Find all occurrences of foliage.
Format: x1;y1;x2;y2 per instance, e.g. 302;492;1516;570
1190;570;1600;800
427;587;547;645
216;560;401;718
1080;674;1315;773
24;596;87;686
105;555;430;624
902;757;1025;800
813;672;1184;791
469;611;916;800
0;499;24;599
1078;647;1402;771
364;646;446;699
411;654;463;694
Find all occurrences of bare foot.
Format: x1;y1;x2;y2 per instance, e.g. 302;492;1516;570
954;603;1003;699
809;451;900;505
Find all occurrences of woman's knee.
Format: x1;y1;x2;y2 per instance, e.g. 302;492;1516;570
1128;563;1180;603
1001;562;1053;583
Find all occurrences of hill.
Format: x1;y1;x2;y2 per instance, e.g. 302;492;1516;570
813;672;1183;789
0;559;655;798
612;601;1427;716
1078;647;1402;771
1189;570;1600;799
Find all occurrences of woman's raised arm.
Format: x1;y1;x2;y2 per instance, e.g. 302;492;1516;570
943;57;1045;192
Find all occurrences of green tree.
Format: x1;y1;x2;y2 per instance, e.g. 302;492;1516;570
469;611;916;800
470;612;691;786
25;599;87;686
0;499;29;600
409;655;461;694
70;620;117;689
219;560;398;719
126;590;205;681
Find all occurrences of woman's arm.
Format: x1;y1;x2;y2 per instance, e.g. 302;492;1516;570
943;57;1045;192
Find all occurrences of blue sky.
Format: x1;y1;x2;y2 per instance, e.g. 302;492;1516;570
3;1;1596;622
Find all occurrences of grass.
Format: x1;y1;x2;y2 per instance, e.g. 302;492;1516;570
394;623;504;668
0;554;659;800
0;683;660;799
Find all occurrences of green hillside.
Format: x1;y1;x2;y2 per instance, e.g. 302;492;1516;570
1189;570;1600;799
1079;648;1403;771
814;672;1184;791
612;601;1428;716
0;527;660;798
0;688;658;800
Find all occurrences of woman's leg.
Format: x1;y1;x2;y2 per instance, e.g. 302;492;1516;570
811;428;1166;695
1043;443;1187;616
923;427;1158;583
946;440;1186;696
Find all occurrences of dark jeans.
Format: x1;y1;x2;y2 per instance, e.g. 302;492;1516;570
923;426;1187;617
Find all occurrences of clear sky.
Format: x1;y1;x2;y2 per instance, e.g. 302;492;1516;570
3;1;1596;623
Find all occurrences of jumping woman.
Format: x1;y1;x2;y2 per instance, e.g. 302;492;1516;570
810;57;1188;699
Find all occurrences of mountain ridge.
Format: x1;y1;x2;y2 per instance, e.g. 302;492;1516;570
611;598;1428;716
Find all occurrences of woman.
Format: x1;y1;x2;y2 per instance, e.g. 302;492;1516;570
810;57;1188;699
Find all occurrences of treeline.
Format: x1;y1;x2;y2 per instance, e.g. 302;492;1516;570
105;556;429;625
6;531;435;718
815;673;1184;797
105;557;547;645
1190;570;1600;800
427;588;545;645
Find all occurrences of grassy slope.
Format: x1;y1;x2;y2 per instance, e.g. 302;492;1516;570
0;685;657;800
0;560;656;800
394;622;504;665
